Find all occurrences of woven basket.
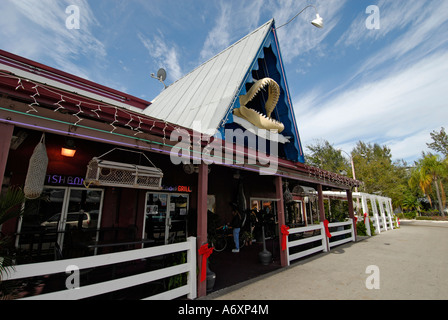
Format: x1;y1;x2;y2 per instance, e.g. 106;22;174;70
85;148;163;190
24;134;49;199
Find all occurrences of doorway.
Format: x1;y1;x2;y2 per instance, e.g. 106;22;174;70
143;192;189;245
286;200;305;227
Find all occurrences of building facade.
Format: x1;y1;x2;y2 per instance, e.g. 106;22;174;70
0;20;361;298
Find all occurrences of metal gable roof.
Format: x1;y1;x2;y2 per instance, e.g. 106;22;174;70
142;20;273;135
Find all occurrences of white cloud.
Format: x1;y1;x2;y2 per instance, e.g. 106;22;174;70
138;32;183;83
295;0;448;163
0;0;106;79
273;0;347;62
200;2;232;61
383;130;432;164
199;0;264;61
297;51;448;162
338;1;448;79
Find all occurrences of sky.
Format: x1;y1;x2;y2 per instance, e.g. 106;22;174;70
1;0;447;165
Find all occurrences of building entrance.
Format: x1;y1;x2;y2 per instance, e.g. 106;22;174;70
143;192;189;245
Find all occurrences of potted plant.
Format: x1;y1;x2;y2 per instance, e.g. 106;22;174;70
242;231;253;246
0;187;27;299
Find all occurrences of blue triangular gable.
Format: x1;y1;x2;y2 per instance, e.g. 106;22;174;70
219;21;305;164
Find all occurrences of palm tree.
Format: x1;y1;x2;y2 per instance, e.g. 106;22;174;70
409;154;447;216
401;192;421;214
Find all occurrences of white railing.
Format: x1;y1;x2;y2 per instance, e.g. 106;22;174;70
371;216;385;233
1;237;197;300
286;223;328;266
327;219;355;249
386;216;394;230
286;219;356;265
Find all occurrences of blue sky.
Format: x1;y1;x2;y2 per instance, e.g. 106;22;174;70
1;0;447;164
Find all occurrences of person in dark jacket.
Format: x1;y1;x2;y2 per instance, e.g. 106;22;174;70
230;204;242;253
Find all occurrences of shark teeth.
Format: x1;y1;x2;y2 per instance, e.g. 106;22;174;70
235;78;284;133
234;106;285;133
240;78;280;118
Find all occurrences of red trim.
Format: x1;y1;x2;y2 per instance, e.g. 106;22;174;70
0;49;151;110
0;50;361;189
0;68;172;138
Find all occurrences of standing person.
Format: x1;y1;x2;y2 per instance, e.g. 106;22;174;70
230;204;242;253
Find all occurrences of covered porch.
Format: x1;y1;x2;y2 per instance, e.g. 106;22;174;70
0;17;363;299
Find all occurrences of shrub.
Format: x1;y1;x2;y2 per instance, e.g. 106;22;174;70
356;219;376;236
403;211;417;219
356;221;367;236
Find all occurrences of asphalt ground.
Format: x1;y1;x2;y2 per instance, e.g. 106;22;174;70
203;220;448;300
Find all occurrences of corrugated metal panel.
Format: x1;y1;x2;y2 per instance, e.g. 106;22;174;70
142;20;273;134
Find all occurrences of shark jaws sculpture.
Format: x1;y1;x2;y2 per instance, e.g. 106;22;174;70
233;78;285;133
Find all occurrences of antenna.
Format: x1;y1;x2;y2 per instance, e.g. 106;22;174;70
151;68;167;89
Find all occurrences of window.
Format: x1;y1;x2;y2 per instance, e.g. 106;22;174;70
16;187;104;263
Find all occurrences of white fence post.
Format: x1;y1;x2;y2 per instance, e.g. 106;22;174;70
186;237;197;300
379;199;388;231
361;194;371;236
321;222;329;253
370;196;381;233
350;218;356;241
386;199;394;230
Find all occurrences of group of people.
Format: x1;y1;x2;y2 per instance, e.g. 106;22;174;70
229;203;276;253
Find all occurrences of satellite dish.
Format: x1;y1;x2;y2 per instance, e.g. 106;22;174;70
151;68;167;89
157;68;167;82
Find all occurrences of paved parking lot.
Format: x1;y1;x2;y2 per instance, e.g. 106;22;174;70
205;220;448;300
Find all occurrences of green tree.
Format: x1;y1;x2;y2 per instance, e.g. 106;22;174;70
409;153;446;216
351;141;409;208
427;127;448;157
401;190;421;213
305;139;351;175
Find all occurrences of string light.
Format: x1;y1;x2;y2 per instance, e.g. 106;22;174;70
54;96;66;113
92;105;102;118
0;72;181;145
15;78;24;91
109;107;119;133
0;71;361;188
134;116;144;136
124;114;134;130
73;102;84;126
162;121;168;145
27;84;41;114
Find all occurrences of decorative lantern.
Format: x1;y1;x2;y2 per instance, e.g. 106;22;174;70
24;133;49;199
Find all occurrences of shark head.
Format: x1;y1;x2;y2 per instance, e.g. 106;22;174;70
233;78;285;133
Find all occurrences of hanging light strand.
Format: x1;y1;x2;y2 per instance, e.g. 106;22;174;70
1;72;181;138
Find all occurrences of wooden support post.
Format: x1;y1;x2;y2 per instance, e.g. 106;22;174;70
317;184;325;222
346;189;357;241
196;162;208;298
0;123;14;188
274;176;287;267
317;184;329;250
